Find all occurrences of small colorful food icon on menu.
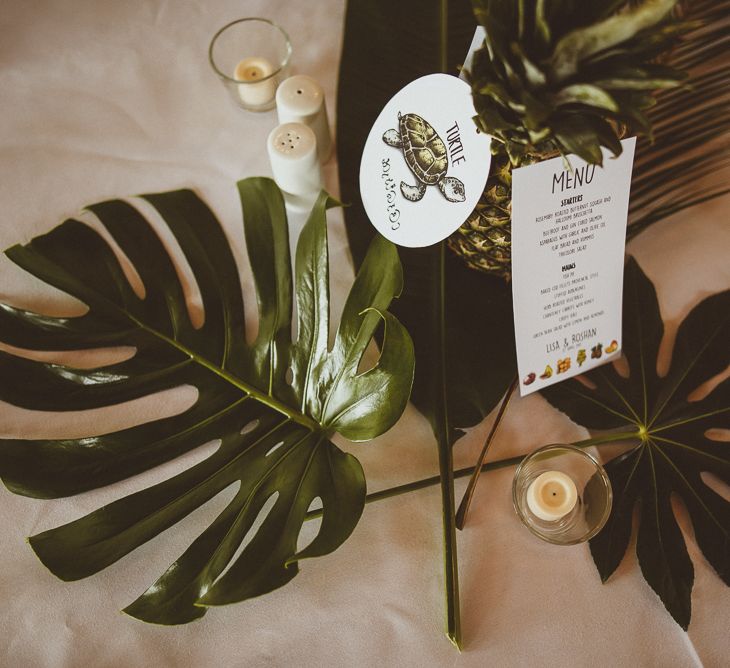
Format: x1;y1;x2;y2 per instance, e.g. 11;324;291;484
577;349;587;367
557;357;571;374
605;339;619;354
591;343;603;359
540;365;553;379
523;372;536;386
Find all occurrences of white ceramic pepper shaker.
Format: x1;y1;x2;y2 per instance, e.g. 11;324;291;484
276;74;332;162
266;122;322;196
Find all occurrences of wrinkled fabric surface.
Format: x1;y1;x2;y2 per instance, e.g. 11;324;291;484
0;2;728;666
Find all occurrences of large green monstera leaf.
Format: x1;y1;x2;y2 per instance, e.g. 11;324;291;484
543;258;729;630
0;177;414;624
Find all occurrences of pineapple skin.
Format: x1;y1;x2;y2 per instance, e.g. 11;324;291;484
448;147;513;279
448;144;543;280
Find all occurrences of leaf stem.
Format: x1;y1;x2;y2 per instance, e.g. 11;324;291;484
455;375;518;530
434;0;460;648
433;241;461;649
305;431;639;518
439;0;448;73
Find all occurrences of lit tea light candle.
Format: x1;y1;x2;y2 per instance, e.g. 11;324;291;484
526;471;578;521
234;56;277;108
267;122;322;196
276;74;332;162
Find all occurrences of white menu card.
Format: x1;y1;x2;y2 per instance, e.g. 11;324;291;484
511;138;636;395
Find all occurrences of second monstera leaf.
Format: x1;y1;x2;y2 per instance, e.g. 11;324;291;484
544;257;729;630
0;177;414;624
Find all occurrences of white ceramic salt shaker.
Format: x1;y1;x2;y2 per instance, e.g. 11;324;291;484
276;75;332;162
267;122;322;196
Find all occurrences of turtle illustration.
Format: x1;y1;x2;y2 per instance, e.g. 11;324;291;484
382;112;466;203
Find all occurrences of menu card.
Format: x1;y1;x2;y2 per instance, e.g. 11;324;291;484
511;139;636;395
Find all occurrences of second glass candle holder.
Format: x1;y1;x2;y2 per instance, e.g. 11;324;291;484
512;444;612;545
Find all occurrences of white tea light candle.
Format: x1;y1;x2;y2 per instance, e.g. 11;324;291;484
234;57;276;108
526;471;578;522
267;122;322;196
276;75;332;162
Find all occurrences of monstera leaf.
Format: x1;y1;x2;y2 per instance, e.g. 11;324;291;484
543;257;729;630
0;177;414;624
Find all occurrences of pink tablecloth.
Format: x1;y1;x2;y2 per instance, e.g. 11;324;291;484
1;2;728;666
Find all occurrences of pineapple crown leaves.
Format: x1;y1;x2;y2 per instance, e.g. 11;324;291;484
467;0;690;166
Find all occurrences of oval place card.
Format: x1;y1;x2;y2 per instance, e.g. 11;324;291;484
359;73;492;247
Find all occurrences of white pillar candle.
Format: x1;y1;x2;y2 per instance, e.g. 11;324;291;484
526;471;578;521
234;57;277;108
267;122;322;196
276;74;332;162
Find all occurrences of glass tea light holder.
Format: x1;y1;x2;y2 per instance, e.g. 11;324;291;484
512;444;612;545
208;18;292;112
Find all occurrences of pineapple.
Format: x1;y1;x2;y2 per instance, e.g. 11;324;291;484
448;147;512;277
450;0;688;279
